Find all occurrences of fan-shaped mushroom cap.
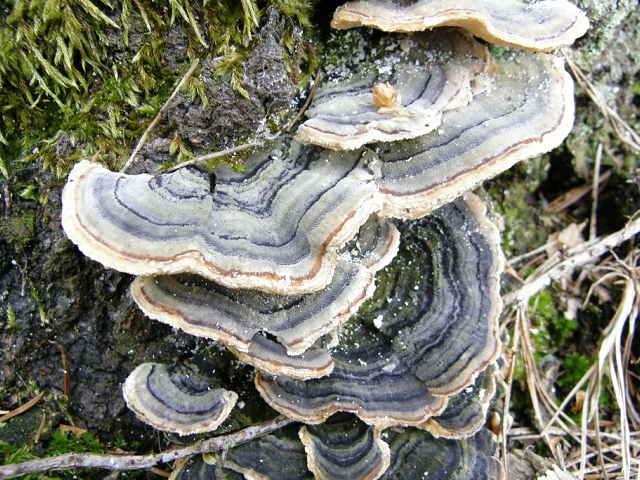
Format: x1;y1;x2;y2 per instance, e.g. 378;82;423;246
366;194;503;395
376;52;575;219
255;321;447;429
300;415;390;480
331;0;589;52
131;217;399;362
122;363;237;435
256;194;502;428
296;30;492;150
422;366;497;439
61;138;379;295
381;428;504;479
228;334;335;380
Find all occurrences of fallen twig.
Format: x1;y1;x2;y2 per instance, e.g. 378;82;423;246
0;392;45;424
509;241;558;266
60;345;70;397
160;142;260;174
0;415;295;479
503;212;640;306
589;143;603;241
562;51;640;154
121;59;201;173
285;67;322;133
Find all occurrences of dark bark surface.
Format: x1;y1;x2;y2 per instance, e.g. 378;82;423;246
0;9;299;449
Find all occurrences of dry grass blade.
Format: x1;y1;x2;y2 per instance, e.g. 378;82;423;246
562;51;640;154
159;142;260;173
547;170;611;215
516;307;558;456
120;59;201;173
503;211;640;306
589;143;603;241
503;206;640;479
502;310;522;473
0;392;45;423
577;263;638;480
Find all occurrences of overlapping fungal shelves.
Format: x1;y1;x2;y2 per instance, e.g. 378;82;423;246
256;319;449;427
331;0;589;52
58;0;589;476
355;195;504;397
374;52;575;218
295;29;492;150
62;50;573;293
62;140;380;295
423;366;498;439
131;217;399;379
255;195;503;432
169;420;504;480
381;428;504;479
216;428;311;480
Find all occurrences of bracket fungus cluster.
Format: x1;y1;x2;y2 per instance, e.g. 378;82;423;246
255;195;503;432
60;0;588;478
295;29;493;150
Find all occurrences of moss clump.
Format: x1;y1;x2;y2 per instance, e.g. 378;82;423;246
0;0;315;178
529;290;578;356
558;352;592;388
0;212;35;250
489;181;547;258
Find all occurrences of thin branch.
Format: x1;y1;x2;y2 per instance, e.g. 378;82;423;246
285;67;322;133
546;170;611;215
508;241;557;266
120;59;201;173
0;392;45;423
590;143;603;241
503;212;640;306
502;310;521;473
160;142;260;174
562;51;640;153
0;415;295;479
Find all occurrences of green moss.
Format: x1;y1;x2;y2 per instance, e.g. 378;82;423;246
0;0;315;178
0;427;136;480
529;291;578;358
0;441;38;466
490;181;547;257
558;353;592;388
485;156;551;258
0;212;35;249
46;430;105;456
489;45;517;60
4;305;20;332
